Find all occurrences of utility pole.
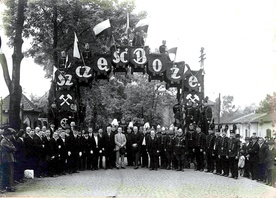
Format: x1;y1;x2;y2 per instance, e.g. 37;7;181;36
199;47;206;98
218;93;221;125
0;97;2;127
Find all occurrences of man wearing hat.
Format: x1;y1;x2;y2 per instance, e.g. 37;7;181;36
1;127;17;192
257;137;269;182
266;139;276;187
242;137;251;178
218;129;229;176
227;130;240;179
186;122;197;169
195;123;206;171
213;128;222;175
248;135;259;180
205;126;215;173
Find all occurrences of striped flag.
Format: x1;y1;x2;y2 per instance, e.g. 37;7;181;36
135;18;149;33
93;19;111;37
73;32;80;59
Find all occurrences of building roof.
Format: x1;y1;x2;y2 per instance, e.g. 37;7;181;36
2;94;41;112
253;111;276;123
219;112;275;124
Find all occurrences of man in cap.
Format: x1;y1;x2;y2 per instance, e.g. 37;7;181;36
218;128;229;176
1;127;17;192
248;135;259;180
205;126;216;173
213;128;222;175
195;124;206;171
173;128;186;171
186;122;197;169
227;130;240;179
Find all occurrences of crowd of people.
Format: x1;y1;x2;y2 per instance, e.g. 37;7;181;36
0;121;276;193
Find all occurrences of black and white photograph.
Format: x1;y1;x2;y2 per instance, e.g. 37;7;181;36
0;0;276;197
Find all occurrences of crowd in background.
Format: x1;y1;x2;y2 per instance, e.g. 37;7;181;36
0;121;276;193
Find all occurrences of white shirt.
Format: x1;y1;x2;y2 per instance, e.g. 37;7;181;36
94;135;98;148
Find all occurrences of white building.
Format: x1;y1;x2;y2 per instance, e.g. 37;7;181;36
219;112;276;142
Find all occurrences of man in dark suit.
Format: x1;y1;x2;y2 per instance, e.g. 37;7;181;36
140;127;149;168
213;129;222;175
195;124;206;171
125;127;133;167
248;136;259;180
218;129;229;176
205;127;215;173
49;123;55;138
164;128;174;170
1;127;17;192
242;137;251;178
173;128;186;171
33;127;44;177
91;129;100;170
14;129;26;183
227;130;240;179
186;123;197;169
48;132;59;177
147;129;160;170
103;126;115;169
257;137;269;182
24;127;39;177
57;131;67;174
131;126;142;169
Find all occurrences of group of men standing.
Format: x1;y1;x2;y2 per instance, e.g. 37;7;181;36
0;121;275;193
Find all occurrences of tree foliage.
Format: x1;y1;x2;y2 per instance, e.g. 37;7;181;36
2;0;178;129
80;74;177;129
1;0;27;130
256;92;276;113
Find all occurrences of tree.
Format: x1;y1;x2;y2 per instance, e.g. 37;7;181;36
256;92;276;113
213;95;239;120
0;0;27;130
243;103;257;114
16;0;146;128
29;93;49;117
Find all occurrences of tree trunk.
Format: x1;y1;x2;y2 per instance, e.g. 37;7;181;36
0;0;27;130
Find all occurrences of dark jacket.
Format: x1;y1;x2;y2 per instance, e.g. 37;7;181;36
227;137;240;158
147;136;160;154
195;132;206;151
103;133;115;152
206;133;215;152
248;141;259;162
131;132;142;151
1;137;17;163
218;136;229;156
258;143;269;164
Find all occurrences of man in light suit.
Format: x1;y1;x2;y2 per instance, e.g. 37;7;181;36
115;126;127;169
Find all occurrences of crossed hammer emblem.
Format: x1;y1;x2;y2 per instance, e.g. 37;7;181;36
59;94;72;106
186;94;199;104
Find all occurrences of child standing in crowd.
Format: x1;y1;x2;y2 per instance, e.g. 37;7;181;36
238;150;246;177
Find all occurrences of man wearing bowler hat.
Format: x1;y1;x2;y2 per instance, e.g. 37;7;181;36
1;127;17;192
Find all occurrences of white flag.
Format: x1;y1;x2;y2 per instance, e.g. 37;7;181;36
73;32;80;59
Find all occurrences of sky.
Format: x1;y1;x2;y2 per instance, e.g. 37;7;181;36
1;0;276;107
